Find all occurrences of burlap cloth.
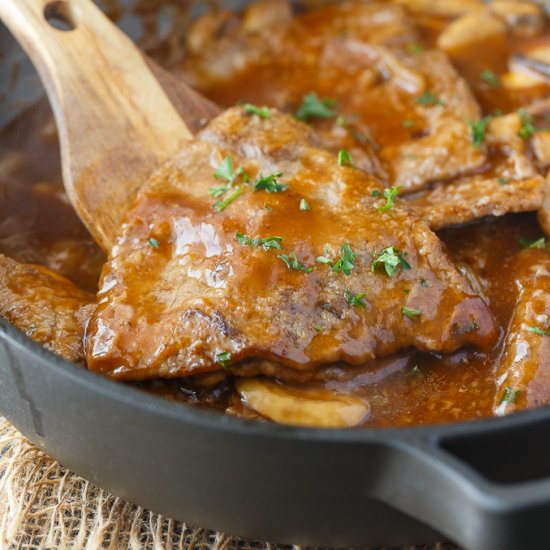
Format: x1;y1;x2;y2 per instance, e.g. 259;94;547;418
0;417;461;550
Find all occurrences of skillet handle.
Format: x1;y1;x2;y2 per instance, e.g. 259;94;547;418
370;411;550;550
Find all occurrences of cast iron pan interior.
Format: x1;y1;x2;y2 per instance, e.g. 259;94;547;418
2;7;550;550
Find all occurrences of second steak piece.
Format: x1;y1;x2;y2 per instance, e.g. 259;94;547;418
86;108;497;381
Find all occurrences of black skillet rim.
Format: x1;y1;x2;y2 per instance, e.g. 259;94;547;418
1;314;547;445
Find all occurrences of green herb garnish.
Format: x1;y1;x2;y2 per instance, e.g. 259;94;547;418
338;149;353;166
278;252;314;272
402;119;414;129
468;117;492;148
210;156;246;197
407;42;424;54
216;351;231;369
243;103;271;119
420;277;428;287
213;156;241;185
527;326;550;336
372;247;411;277
519;237;546;249
499;386;520;405
295;92;336;121
377;186;401;212
497;177;509;185
253;172;287;193
235;232;283;250
401;306;422;318
416;91;444;106
480;70;500;88
336;115;348;127
213;186;242;212
148;237;159;249
518;109;536;139
345;289;367;308
299;198;310;211
331;243;357;276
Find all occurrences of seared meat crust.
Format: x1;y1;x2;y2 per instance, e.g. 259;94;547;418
0;254;93;362
408;175;545;230
494;249;550;415
86;108;497;380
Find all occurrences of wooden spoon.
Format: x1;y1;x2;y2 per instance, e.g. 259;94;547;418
0;0;220;251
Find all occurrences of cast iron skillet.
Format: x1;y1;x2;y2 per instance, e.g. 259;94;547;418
3;8;550;550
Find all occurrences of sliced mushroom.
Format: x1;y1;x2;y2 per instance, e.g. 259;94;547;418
186;10;236;55
375;46;426;94
394;0;483;17
501;68;546;90
532;132;550;167
538;171;550;235
489;0;545;38
235;378;370;428
242;0;293;32
508;46;550;87
437;12;508;51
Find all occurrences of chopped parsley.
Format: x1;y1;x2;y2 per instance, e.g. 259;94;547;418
278;252;314;272
210;156;246;198
410;365;420;376
332;243;357;276
371;189;382;197
338;149;353;166
295;92;336;121
527;326;550;336
299;198;310;211
416;91;444;107
336;115;348;127
480;70;500;88
314;324;325;332
243;103;271;119
420;277;428;287
353;130;371;144
468;117;492;148
377;186;401;212
499;386;520;405
345;289;367;308
519;237;546;249
372;246;411;277
213;156;241;185
402;119;414;129
213;186;242;212
497;177;509;185
253;172;287;193
402;306;422;318
406;42;424;54
235;232;283;250
216;351;231;369
148;237;159;249
518;109;536;139
316;255;333;265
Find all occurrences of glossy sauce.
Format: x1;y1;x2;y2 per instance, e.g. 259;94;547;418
1;0;549;428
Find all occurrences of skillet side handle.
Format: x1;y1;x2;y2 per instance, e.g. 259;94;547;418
369;414;550;550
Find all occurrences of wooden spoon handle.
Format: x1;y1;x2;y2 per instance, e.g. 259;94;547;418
0;0;193;250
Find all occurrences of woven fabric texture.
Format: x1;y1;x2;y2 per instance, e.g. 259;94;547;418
0;417;461;550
